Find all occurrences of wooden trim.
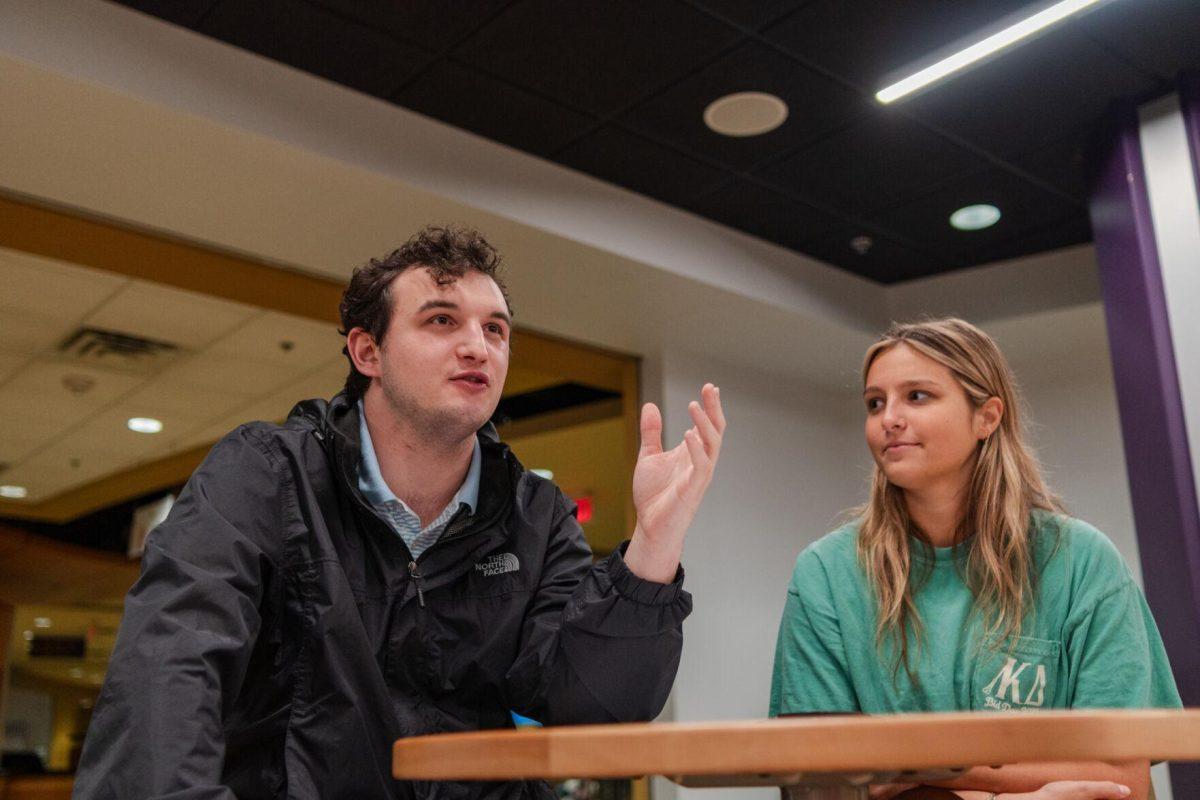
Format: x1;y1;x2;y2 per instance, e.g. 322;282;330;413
0;443;212;524
0;193;341;322
0;599;13;741
0;775;75;800
393;710;1200;782
496;398;623;440
508;329;632;395
0;523;141;606
620;360;640;536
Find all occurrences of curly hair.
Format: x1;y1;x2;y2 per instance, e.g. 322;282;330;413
338;225;512;399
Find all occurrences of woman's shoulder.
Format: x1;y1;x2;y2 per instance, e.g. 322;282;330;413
1032;510;1134;589
790;521;862;583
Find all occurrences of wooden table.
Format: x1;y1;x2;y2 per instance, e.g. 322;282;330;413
393;710;1200;799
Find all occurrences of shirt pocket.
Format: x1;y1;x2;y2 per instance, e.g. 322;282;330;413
971;635;1061;711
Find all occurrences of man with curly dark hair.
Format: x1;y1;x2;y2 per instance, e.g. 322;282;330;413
75;225;726;800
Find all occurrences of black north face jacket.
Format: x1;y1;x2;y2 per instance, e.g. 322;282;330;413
73;394;692;800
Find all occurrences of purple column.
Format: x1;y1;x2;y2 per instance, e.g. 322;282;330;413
1087;102;1200;796
1181;73;1200;200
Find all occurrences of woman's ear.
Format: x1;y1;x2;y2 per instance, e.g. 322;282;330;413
977;396;1004;440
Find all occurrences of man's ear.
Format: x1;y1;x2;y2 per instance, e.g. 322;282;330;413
978;396;1004;440
345;327;383;379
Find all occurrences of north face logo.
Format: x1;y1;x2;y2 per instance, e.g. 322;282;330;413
475;553;520;577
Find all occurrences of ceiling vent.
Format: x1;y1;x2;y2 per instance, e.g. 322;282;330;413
58;327;182;375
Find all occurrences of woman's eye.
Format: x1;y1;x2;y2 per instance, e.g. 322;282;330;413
909;390;930;402
866;397;883;412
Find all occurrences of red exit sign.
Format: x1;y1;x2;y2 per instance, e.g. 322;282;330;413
574;496;593;524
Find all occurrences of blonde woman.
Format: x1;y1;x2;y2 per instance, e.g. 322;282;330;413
770;319;1181;800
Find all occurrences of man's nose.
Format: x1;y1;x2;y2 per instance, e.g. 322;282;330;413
456;325;488;362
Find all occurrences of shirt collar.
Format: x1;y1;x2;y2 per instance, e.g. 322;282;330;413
357;400;481;515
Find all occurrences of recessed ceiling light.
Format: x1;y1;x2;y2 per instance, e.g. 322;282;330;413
23;630;34;641
127;417;164;434
0;485;27;499
34;617;52;628
531;469;554;481
876;0;1106;104
704;92;788;137
850;235;874;255
950;204;1002;231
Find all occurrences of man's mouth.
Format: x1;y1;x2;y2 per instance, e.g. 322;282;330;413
451;372;490;387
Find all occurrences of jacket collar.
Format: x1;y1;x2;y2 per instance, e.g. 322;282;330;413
289;392;519;550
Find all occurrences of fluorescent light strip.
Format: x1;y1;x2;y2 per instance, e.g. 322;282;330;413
876;0;1105;104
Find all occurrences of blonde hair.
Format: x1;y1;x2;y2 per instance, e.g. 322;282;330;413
855;318;1061;674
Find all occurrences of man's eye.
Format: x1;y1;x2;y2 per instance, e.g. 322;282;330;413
486;323;506;336
431;315;452;325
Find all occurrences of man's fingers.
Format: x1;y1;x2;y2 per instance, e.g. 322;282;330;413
682;429;711;496
688;399;721;458
702;383;726;434
639;402;664;456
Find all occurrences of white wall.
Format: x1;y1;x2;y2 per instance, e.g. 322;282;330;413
986;305;1142;580
651;349;868;800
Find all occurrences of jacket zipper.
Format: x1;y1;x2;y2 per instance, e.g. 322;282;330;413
314;424;501;607
407;561;426;607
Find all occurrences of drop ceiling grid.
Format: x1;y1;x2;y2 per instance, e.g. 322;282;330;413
110;0;1200;281
0;254;348;502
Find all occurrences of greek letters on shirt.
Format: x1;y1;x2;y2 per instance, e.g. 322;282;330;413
981;656;1048;710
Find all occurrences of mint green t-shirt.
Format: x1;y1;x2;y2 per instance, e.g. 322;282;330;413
770;513;1182;715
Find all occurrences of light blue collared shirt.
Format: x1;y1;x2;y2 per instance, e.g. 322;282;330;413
357;400;481;559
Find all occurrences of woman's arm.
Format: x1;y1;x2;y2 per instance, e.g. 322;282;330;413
928;760;1147;799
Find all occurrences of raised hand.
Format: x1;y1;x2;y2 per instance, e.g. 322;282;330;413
623;383;725;583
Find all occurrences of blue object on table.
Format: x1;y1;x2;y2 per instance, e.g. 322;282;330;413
509;711;543;728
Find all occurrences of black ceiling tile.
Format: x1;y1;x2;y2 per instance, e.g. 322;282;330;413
305;0;512;48
763;0;1035;90
756;108;988;215
864;169;1084;264
686;0;811;31
394;61;594;157
970;211;1092;267
901;29;1157;158
109;0;217;28
683;179;839;251
1080;0;1200;83
199;0;435;98
556;126;732;206
451;0;741;116
621;41;869;172
801;225;945;284
1005;130;1091;203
